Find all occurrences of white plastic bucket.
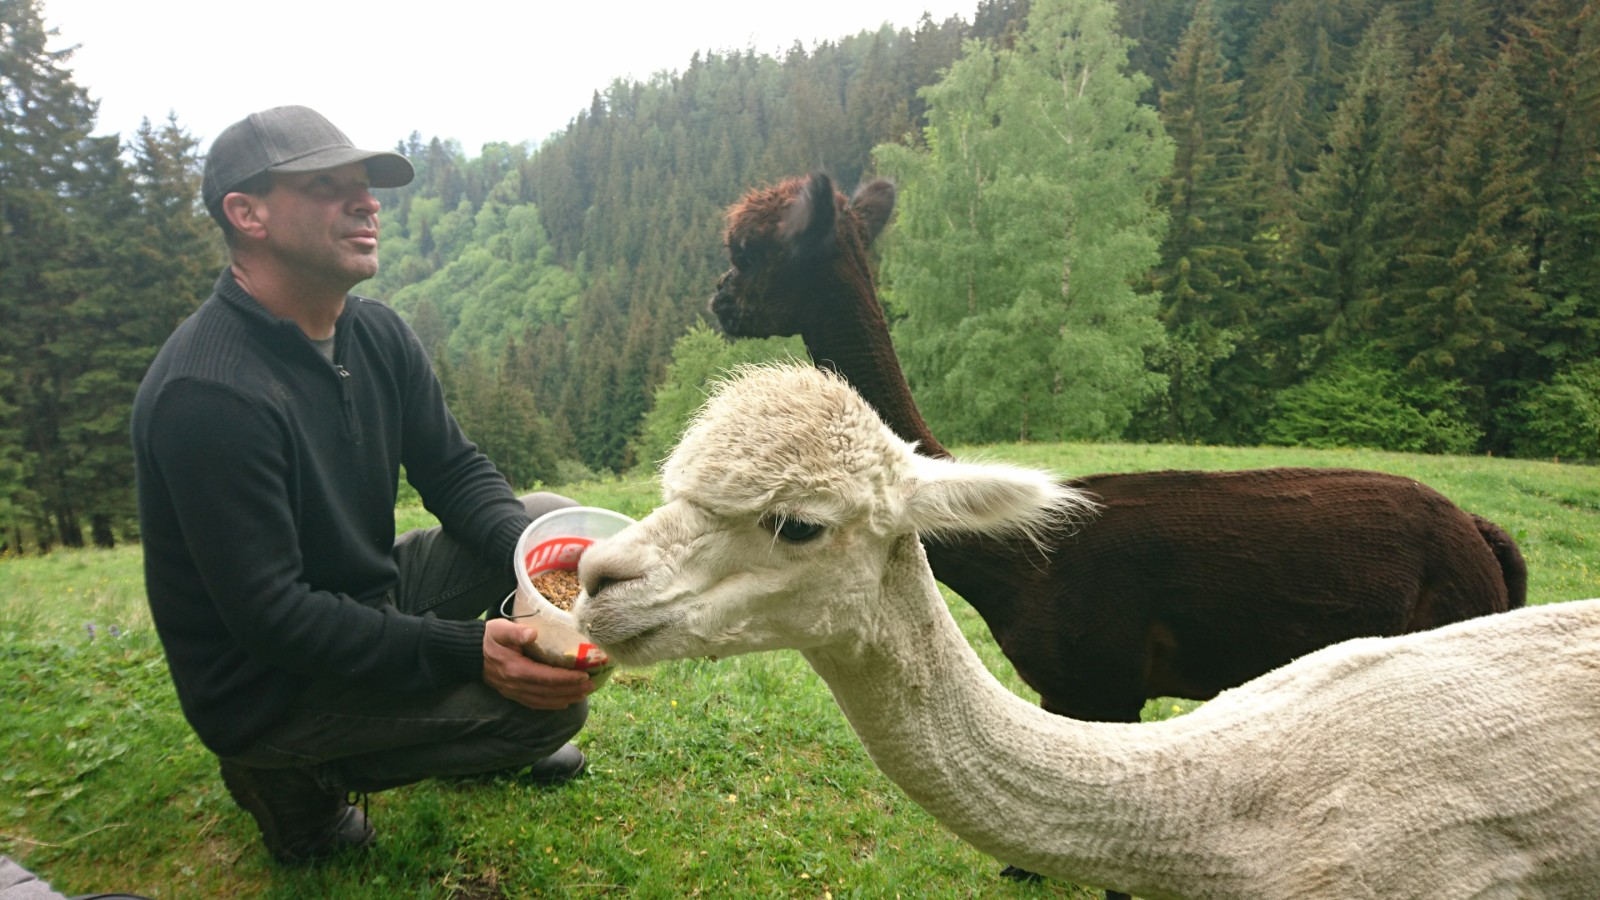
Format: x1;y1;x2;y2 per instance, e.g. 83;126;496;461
508;506;635;685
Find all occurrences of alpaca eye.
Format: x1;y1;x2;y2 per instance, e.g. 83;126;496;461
729;241;765;272
764;515;824;543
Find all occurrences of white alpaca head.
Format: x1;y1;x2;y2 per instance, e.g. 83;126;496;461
577;363;1093;666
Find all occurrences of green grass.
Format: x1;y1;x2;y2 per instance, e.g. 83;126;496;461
3;446;1595;898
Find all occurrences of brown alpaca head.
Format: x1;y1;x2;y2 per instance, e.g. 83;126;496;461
710;173;896;338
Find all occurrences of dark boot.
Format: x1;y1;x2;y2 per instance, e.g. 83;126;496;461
523;742;587;786
218;759;374;864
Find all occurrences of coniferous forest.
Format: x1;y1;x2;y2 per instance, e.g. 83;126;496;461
2;0;1596;552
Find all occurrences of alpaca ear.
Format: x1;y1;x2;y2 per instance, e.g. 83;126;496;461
850;179;897;246
779;172;838;258
903;455;1086;544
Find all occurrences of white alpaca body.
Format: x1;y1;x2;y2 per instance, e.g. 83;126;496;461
576;363;1600;899
808;544;1600;898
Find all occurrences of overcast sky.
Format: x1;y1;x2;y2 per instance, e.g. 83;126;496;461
42;1;974;158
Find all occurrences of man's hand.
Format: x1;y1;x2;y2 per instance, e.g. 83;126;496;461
483;618;596;710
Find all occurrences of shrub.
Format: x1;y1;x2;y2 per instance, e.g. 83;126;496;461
629;324;803;470
1261;347;1481;454
1511;361;1600;461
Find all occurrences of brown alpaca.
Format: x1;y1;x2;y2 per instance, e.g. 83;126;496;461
709;172;1527;715
708;173;1528;889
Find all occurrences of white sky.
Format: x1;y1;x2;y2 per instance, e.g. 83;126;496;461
42;1;974;157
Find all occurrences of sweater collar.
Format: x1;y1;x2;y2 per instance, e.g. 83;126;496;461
213;267;356;340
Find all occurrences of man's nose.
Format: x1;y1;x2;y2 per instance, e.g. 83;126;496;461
351;189;381;217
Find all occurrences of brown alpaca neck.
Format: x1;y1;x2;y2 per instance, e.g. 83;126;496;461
800;264;951;459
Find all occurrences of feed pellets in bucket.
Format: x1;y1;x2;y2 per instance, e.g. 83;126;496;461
509;506;635;686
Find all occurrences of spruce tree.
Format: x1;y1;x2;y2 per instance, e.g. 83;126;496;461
1155;0;1251;331
1142;0;1259;443
1504;0;1600;402
1239;39;1310;236
1269;9;1407;375
74;116;217;546
1427;0;1499;65
1384;51;1542;444
0;0;121;548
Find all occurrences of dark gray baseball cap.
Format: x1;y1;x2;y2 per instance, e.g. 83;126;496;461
201;105;415;209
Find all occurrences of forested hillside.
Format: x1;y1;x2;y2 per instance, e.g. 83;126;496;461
360;5;1020;481
2;0;1596;552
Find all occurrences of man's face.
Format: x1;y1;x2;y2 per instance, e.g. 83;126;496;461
253;161;383;287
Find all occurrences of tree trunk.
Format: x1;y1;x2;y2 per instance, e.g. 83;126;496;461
91;514;115;549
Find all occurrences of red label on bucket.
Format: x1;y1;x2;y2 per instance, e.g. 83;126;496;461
524;536;594;574
575;643;608;669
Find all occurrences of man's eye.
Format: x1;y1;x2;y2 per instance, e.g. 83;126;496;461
764;516;824;543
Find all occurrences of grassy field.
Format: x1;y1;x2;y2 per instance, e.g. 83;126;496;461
2;443;1594;899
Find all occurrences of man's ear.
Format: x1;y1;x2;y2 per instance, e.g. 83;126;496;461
221;193;268;240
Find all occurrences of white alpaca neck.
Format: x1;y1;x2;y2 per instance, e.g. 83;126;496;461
801;536;1245;898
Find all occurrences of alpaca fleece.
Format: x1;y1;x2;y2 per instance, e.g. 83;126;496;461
577;363;1600;899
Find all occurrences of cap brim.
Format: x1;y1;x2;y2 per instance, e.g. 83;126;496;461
267;147;415;188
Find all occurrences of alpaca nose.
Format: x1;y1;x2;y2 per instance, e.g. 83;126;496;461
585;573;620;599
708;270;736;318
578;545;632;600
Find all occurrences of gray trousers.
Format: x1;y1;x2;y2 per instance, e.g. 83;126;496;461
223;493;588;792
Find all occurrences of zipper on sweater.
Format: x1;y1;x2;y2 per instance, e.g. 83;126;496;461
334;363;359;440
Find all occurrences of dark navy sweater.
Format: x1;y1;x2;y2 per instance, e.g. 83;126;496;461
131;269;531;756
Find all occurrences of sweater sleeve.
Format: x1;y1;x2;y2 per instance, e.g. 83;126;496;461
388;312;531;568
146;377;485;687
